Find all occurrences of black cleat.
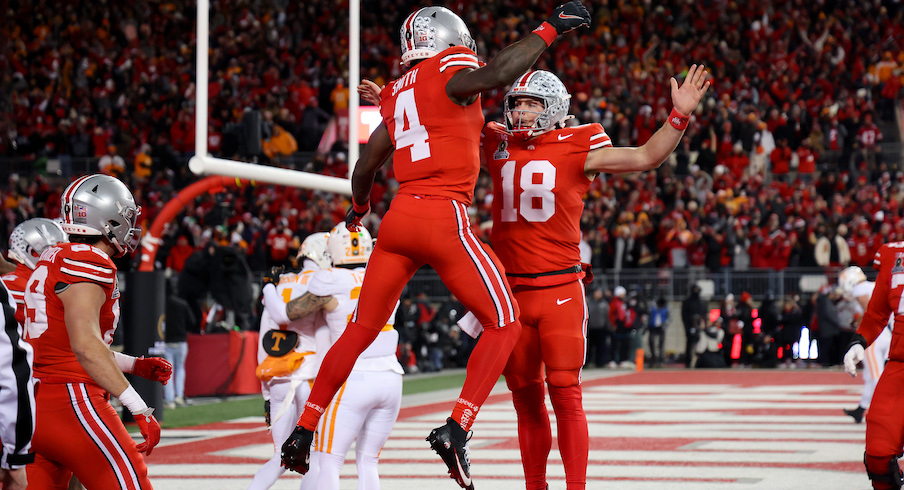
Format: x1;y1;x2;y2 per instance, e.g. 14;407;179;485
427;418;474;490
844;406;865;424
280;426;314;474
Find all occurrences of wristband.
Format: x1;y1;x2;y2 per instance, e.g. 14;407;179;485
849;333;868;349
113;351;137;373
118;385;149;415
352;200;370;214
532;22;558;47
668;108;690;130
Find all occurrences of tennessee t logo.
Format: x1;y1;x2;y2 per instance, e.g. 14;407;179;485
271;331;287;351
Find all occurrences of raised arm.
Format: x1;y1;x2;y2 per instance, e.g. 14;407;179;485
445;1;591;104
584;64;711;177
351;123;394;209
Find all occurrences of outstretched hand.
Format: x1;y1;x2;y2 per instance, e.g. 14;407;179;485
670;64;711;116
357;79;383;106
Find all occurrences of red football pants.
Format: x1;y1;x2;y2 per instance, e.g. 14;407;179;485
354;194;518;331
865;359;904;485
27;382;152;490
504;280;588;490
301;194;520;431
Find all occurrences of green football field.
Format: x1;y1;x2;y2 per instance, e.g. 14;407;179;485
160;371;467;429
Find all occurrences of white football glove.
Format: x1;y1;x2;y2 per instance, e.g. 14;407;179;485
843;344;865;377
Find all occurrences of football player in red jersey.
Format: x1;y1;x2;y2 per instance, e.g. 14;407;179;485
280;3;591;488
24;174;171;489
2;218;67;326
845;243;904;489
479;66;709;490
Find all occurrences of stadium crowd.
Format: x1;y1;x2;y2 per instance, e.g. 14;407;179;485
1;1;904;348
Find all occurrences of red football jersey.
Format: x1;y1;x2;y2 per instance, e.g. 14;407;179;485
0;263;31;325
24;243;120;383
380;46;484;205
859;242;904;360
482;122;612;287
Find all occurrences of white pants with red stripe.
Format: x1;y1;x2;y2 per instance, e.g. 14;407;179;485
249;378;311;490
300;369;402;490
861;327;892;409
27;382;151;490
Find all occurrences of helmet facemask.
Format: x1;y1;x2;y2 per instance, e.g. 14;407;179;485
9;218;67;269
504;70;573;138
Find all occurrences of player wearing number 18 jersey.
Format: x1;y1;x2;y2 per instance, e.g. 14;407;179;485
282;4;592;489
481;68;710;490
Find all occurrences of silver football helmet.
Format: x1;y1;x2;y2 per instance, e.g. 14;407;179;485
61;174;142;257
399;6;476;66
297;232;331;269
327;222;372;267
8;218;67;270
504;70;573;138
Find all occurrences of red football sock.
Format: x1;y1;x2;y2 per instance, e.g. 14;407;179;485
865;453;901;490
451;319;522;431
512;382;551;490
548;384;588;490
298;322;380;430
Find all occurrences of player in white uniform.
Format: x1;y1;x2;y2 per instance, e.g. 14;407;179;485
840;266;893;423
272;223;402;490
249;233;331;489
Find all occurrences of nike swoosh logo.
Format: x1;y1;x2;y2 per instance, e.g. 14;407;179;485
455;452;471;486
557;298;573;305
558;133;573;140
558;12;584;20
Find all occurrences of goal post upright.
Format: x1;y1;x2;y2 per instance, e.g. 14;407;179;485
189;0;352;195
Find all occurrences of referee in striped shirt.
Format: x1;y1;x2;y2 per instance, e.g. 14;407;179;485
0;281;35;489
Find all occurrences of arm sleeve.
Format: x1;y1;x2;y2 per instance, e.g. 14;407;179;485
261;284;290;325
0;285;35;469
859;249;894;346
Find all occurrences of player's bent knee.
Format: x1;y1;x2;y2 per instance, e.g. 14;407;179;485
546;369;580;388
865;452;904;489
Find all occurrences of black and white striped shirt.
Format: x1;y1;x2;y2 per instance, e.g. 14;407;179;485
0;281;35;469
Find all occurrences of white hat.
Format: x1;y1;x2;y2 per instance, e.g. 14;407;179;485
614;286;627;297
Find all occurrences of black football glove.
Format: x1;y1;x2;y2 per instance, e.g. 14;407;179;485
547;1;591;35
280;426;314;474
263;266;284;287
345;205;368;232
264;400;271;428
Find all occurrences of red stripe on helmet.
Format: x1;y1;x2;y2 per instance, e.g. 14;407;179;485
515;70;536;91
63;175;93;223
404;9;422;52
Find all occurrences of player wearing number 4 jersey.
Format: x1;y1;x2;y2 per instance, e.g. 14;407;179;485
25;174;170;490
478;67;710;490
281;3;591;489
845;243;904;489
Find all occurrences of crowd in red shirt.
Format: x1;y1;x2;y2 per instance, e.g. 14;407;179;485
1;0;903;275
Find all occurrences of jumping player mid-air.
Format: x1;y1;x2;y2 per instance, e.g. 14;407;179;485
280;3;592;489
